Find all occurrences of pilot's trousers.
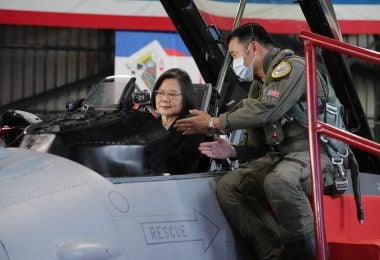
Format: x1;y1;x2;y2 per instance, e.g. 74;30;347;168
216;151;332;260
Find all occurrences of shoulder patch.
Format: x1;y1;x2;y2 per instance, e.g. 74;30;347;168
271;61;291;78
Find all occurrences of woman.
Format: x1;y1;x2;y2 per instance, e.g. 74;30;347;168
151;68;204;174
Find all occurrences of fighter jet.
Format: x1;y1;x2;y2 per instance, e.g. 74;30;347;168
0;1;379;260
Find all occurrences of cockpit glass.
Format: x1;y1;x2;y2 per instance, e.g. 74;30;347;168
84;75;134;110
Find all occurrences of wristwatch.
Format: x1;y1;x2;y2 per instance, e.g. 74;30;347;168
207;117;216;137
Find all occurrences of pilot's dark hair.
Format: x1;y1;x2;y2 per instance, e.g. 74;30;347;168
151;68;196;118
227;22;274;48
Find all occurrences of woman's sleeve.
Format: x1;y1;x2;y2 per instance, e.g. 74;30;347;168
168;134;205;174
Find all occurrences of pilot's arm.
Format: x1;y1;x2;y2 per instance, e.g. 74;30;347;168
199;128;267;161
220;59;307;130
175;58;307;134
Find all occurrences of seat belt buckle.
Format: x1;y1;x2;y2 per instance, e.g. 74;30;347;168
280;115;293;126
332;158;347;177
320;135;328;143
335;177;349;191
326;103;338;115
332;159;349;192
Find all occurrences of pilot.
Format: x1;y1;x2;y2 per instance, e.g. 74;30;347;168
151;68;204;174
174;23;357;259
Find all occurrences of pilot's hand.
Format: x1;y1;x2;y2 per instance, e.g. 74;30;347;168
199;136;236;159
174;109;210;135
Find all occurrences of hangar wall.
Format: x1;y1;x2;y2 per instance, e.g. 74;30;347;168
343;34;380;141
0;25;114;117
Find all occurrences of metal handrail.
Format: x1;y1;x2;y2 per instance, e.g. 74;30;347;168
299;30;380;260
215;0;247;94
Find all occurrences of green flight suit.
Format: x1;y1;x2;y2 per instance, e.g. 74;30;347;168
216;48;335;259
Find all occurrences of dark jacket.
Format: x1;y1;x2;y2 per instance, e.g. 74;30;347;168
165;117;205;174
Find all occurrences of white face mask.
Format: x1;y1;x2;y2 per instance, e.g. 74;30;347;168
232;44;255;82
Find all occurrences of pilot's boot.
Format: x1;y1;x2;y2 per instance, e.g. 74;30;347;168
284;232;316;260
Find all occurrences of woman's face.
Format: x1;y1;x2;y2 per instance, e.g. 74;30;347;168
155;78;183;117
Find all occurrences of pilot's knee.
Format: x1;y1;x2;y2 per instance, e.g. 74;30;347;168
263;171;293;199
216;171;242;201
216;172;234;196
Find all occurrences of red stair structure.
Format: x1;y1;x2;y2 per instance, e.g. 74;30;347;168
324;195;380;260
299;31;380;260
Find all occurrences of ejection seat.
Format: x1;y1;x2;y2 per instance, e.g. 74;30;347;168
191;83;220;173
192;83;214;113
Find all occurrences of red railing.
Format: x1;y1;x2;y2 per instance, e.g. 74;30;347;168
299;30;380;260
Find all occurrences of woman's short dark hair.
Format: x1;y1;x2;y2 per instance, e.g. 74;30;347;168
151;68;195;118
227;22;274;48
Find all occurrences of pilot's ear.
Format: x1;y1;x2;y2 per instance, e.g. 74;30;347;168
250;41;257;52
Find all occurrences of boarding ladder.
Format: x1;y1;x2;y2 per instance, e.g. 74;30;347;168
300;31;380;260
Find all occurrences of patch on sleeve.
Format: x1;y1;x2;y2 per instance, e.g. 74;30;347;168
271;61;291;78
266;89;280;98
